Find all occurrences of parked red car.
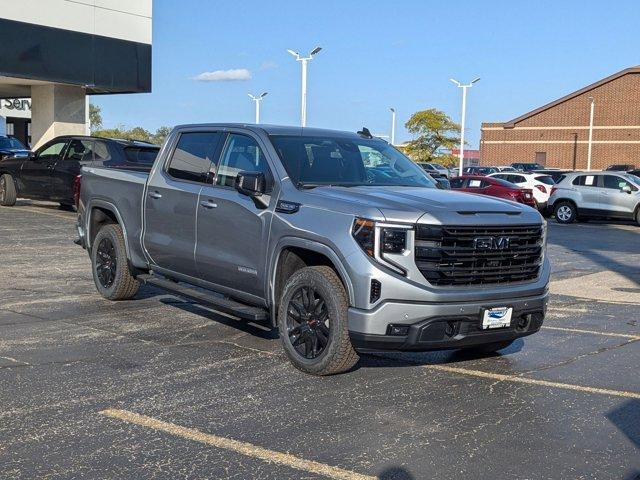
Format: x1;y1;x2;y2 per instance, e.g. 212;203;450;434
450;175;536;207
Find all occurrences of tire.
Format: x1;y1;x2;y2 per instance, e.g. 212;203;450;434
635;208;640;227
91;223;140;300
465;340;514;354
554;201;577;224
0;174;17;206
277;265;359;375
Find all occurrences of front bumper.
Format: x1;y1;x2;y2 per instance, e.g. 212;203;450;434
348;290;548;352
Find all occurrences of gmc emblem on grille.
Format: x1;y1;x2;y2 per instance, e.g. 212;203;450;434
473;236;511;250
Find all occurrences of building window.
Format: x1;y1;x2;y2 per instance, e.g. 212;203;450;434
6;123;14;136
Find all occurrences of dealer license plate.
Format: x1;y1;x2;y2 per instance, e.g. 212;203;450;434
482;307;513;329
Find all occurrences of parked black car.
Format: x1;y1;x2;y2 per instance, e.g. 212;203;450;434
0;136;160;208
606;164;636;171
512;162;543;172
0;136;30;160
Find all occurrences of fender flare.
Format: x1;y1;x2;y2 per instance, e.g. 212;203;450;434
268;237;355;326
85;199;131;259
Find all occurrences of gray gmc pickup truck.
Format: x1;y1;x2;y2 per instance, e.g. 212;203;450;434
77;124;549;375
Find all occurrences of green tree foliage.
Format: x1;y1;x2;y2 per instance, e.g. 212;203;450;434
89;104;103;131
91;124;172;145
89;103;170;145
403;109;461;163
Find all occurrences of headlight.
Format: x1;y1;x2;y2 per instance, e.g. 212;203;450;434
352;218;411;275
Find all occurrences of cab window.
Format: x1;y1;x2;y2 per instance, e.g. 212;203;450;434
64;140;94;162
216;134;270;188
167;132;221;183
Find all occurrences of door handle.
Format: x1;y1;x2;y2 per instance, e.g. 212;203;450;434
200;200;218;209
148;191;162;199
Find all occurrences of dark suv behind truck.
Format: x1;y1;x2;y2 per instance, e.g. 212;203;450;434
0;136;159;208
76;124;550;375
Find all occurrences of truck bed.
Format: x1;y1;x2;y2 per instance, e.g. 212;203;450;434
80;166;150;268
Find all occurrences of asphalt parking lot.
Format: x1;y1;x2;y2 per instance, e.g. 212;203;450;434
0;200;638;479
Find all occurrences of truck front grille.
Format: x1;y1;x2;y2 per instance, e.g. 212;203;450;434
414;224;544;286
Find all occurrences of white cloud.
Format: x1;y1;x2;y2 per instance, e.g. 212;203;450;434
259;61;278;71
192;69;252;82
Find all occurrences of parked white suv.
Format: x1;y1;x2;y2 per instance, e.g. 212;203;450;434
488;172;555;211
548;171;640;225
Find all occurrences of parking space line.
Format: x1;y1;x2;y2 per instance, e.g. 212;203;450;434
542;325;640;340
100;409;375;480
423;364;640;399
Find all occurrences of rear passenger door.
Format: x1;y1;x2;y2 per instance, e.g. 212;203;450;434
195;132;274;299
143;131;223;277
572;174;601;212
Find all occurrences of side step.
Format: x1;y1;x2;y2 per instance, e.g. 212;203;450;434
137;274;268;322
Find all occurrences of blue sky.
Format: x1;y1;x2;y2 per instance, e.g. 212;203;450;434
95;0;640;147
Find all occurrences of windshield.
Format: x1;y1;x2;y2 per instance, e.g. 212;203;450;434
270;135;436;188
0;137;26;150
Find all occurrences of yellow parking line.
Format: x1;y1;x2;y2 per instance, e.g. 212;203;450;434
100;409;375;480
543;325;640;340
423;364;640;399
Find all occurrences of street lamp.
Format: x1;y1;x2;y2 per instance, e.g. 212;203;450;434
389;107;396;145
287;46;322;127
248;92;268;124
450;77;480;176
587;96;595;171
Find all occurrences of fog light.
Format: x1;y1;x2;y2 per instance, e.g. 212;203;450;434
387;324;410;336
444;320;460;337
516;315;530;330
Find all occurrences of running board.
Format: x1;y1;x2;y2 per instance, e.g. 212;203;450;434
137;274;268;322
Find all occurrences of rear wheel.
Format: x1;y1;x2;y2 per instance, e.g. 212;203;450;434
91;223;139;300
635;208;640;226
0;174;17;206
554;201;577;224
278;265;359;375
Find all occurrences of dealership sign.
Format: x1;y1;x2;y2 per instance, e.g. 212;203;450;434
0;98;32;119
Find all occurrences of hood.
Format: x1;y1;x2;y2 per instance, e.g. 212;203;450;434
304;186;541;225
0;148;30;158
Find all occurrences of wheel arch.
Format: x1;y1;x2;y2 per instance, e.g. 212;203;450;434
268;238;355;327
86;200;130;259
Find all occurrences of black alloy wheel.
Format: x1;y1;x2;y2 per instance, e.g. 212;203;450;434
95;237;117;288
286;286;330;359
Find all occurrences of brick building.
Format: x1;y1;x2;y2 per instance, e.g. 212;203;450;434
480;66;640;169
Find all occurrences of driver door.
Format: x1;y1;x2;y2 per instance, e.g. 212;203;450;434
20;139;69;198
600;175;638;216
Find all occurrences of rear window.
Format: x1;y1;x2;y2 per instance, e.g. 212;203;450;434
124;147;159;165
536;175;555;185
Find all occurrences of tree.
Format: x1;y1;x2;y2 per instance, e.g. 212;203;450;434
89;103;103;131
403;109;461;163
91;125;172;145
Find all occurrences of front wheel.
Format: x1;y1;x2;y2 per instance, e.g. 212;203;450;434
278;266;359;375
0;174;17;206
91;223;140;300
554;201;577;224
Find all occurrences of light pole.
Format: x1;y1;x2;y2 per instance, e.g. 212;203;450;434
587;96;595;171
390;107;396;145
248;92;268;124
287;46;322;127
450;77;480;176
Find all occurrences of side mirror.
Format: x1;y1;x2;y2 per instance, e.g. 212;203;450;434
235;171;266;198
28;151;37;160
621;184;632;194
